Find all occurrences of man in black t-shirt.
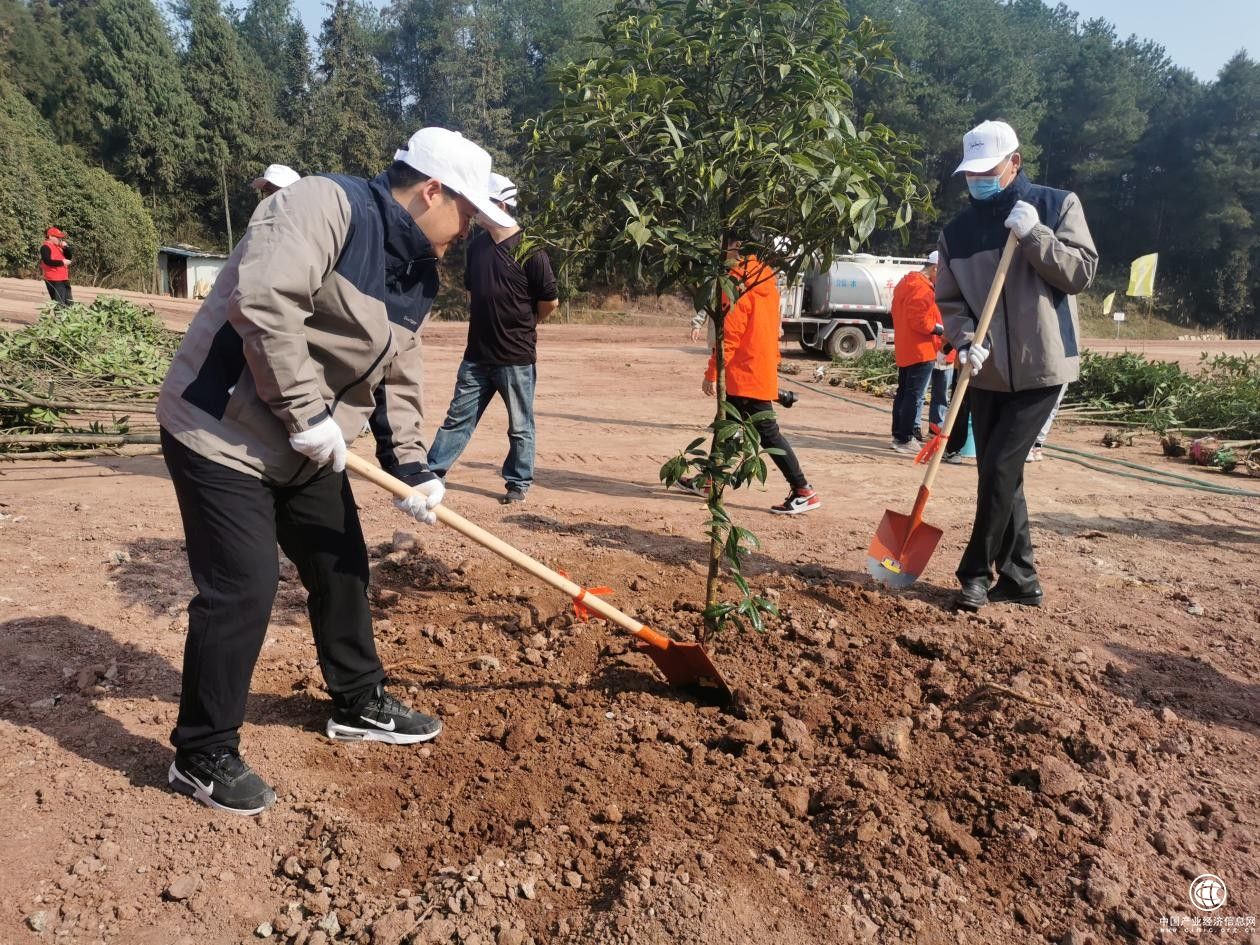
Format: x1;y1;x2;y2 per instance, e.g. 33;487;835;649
428;174;559;503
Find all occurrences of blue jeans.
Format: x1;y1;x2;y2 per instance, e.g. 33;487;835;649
928;366;953;431
892;361;933;443
427;360;536;492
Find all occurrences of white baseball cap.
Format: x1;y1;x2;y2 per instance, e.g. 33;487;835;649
954;120;1020;174
488;172;518;208
926;250;939;265
394;128;514;228
251;164;301;190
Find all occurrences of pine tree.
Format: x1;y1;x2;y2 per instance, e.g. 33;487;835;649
180;0;272;248
309;0;388;175
81;0;202;198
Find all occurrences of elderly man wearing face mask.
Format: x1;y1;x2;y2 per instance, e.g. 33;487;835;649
935;120;1098;613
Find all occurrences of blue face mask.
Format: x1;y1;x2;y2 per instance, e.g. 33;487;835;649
967;174;1006;201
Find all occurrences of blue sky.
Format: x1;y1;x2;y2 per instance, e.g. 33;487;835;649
292;0;1257;83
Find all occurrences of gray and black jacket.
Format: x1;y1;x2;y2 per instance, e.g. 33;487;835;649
157;173;440;486
936;171;1098;392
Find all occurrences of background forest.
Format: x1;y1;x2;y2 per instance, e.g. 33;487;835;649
0;0;1256;336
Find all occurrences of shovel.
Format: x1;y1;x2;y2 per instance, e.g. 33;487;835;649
344;453;734;704
865;231;1019;588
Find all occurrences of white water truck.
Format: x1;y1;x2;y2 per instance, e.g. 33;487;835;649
780;253;929;359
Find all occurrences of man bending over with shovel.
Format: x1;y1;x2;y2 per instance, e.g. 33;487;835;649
156;128;514;815
937;120;1097;612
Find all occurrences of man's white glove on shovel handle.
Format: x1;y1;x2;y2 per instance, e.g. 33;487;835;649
289;416;347;472
958;343;989;378
1005;200;1039;239
395;478;445;526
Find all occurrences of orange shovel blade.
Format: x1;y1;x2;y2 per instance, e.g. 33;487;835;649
865;508;944;589
633;637;734;705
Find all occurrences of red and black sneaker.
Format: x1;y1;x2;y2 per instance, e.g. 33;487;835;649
770;486;820;515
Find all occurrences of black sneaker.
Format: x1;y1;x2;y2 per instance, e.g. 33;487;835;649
169;746;276;816
326;684;443;745
500;487;526;505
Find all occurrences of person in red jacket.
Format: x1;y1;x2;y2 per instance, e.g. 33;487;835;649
40;226;73;306
889;252;942;453
679;247;819;515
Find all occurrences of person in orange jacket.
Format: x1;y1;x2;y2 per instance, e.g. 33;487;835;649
890;251;943;453
679;246;819;515
40;226;73;306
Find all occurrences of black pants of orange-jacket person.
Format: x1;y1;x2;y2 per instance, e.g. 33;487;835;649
160;429;385;752
956;384;1063;590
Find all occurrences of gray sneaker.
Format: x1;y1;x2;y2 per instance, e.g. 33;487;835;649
500;487;526;505
890;439;916;455
943;450;964;464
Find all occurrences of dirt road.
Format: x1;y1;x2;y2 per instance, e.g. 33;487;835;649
1;306;1258;944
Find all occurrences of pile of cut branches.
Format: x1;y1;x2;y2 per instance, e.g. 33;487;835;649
819;349;898;395
1064;351;1260;441
0;297;178;458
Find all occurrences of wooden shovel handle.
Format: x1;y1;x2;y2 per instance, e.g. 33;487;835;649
343;453;669;646
920;231;1020;493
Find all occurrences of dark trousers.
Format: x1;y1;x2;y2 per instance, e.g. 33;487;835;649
161;429;384;753
945;368;970;454
957;385;1064;588
728;395;808;491
891;362;932;443
44;280;72;306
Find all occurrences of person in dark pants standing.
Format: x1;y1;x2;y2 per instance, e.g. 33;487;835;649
889;251;942;453
937;119;1098;612
40;226;73;306
679;247;820;514
427;173;559;504
156;127;514;815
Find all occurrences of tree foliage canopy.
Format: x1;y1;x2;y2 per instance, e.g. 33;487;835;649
526;0;929;311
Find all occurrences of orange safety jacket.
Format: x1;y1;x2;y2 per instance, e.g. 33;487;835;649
891;269;940;367
705;257;781;402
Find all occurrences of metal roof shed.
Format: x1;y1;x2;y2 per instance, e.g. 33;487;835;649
157;245;230;299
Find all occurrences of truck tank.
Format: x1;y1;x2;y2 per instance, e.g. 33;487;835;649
802;254;927;316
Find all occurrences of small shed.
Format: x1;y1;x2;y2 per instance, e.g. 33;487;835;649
157;245;230;299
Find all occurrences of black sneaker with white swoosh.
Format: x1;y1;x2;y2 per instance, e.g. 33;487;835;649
169;746;276;816
326;683;443;745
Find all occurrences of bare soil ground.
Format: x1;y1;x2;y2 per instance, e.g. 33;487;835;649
1;284;1258;945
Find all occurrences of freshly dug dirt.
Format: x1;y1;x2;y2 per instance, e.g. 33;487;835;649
1;312;1257;945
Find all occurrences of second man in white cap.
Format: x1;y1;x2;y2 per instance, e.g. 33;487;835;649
426;172;559;504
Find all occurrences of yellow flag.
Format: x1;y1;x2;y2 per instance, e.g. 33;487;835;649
1127;253;1158;297
1102;291;1115;315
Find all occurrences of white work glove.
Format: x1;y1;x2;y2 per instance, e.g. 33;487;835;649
288;416;347;472
1005;200;1039;239
394;478;445;526
934;351;948;370
957;343;989;377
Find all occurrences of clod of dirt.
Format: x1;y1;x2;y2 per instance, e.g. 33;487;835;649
777;785;811;819
370;909;417;944
926;804;982;859
502;721;537;752
25;912;47;933
773;712;813;754
378;852;401;872
255;922;273;937
1038;755;1085;797
600;803;624;825
163;873;200;901
873;717;913;758
724;719;772;751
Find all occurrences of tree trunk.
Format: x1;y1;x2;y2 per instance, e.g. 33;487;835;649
221;158;234;252
702;238;731;641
